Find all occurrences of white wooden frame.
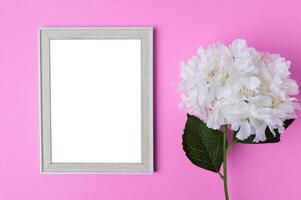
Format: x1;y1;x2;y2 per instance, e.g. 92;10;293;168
39;27;153;173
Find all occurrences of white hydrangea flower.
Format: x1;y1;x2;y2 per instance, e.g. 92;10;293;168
179;39;300;142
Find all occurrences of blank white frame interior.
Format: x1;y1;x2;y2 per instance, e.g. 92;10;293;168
40;28;153;173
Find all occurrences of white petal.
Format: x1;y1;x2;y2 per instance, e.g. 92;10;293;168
197;87;208;105
268;125;277;136
254;124;267;142
247;76;261;90
236;121;252;140
283;79;299;95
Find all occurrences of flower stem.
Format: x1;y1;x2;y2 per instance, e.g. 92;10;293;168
223;125;230;200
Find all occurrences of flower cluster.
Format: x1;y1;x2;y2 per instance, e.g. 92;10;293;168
179;39;300;142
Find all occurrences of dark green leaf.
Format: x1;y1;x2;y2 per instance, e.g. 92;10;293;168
233;119;295;144
182;114;224;173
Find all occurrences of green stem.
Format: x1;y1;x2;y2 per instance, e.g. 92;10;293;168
223;125;230;200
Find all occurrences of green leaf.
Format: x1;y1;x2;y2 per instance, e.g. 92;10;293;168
182;114;224;173
233;119;295;144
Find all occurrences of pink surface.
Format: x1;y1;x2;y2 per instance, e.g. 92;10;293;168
0;0;301;199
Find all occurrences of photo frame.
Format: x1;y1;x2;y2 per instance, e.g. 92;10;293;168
39;28;153;173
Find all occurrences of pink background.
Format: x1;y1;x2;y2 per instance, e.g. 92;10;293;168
1;0;301;199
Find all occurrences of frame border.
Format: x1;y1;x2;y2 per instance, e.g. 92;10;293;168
39;27;153;174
